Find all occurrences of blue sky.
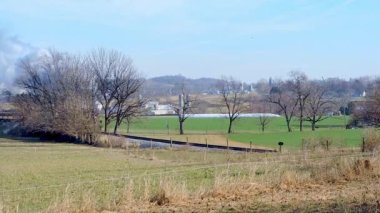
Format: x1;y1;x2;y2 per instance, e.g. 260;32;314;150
0;0;379;84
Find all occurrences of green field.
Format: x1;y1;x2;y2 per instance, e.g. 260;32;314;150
111;115;364;149
117;115;350;134
229;128;363;149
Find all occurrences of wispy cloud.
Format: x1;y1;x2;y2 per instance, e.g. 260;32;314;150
0;31;39;91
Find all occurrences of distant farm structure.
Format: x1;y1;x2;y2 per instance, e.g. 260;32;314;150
145;101;175;115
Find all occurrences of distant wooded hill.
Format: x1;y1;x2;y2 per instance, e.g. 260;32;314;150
142;75;375;100
142;75;223;96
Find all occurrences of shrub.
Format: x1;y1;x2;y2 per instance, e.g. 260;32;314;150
95;135;130;149
363;128;380;152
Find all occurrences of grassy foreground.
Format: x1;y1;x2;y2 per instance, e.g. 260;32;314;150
1;137;379;212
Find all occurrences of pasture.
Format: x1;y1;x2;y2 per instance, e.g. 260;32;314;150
112;115;364;150
0;137;379;212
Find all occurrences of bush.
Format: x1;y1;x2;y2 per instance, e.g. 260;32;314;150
363;128;380;152
95;135;129;149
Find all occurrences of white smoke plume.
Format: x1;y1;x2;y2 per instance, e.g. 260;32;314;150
0;32;40;92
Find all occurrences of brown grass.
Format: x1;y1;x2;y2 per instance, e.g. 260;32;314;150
39;154;380;212
95;134;138;149
364;128;380;152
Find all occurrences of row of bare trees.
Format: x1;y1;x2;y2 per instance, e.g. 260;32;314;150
213;72;337;134
14;48;144;142
13;49;367;138
267;71;335;132
172;74;336;135
177;74;379;134
164;78;246;135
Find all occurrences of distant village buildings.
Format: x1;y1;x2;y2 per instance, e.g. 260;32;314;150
145;101;175;115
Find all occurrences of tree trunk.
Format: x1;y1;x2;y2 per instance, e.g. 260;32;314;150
228;118;233;134
286;119;292;132
179;120;184;135
104;110;108;133
113;118;119;135
104;120;107;133
261;124;265;132
311;115;316;131
299;113;303;132
127;121;130;133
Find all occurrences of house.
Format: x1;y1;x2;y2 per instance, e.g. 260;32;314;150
145;101;175;115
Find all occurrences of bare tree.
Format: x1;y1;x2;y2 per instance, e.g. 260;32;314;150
256;101;272;132
250;96;272;132
15;50;98;143
172;85;197;135
305;81;335;131
88;48;121;133
267;81;299;132
112;70;145;134
258;114;271;132
89;48;144;134
217;77;247;134
288;71;311;131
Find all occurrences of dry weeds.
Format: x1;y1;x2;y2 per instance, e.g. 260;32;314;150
36;154;380;213
364;128;380;152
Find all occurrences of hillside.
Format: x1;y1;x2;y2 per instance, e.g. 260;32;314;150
142;75;223;96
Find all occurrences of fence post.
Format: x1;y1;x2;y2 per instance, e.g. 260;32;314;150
226;137;230;162
362;137;365;152
150;139;153;149
170;137;173;150
250;141;252;153
326;140;329;151
204;138;208;161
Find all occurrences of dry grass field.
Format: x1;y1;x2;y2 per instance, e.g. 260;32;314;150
1;136;380;212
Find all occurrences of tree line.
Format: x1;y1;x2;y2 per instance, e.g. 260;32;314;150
7;48;380;142
13;49;144;143
217;72;380;134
